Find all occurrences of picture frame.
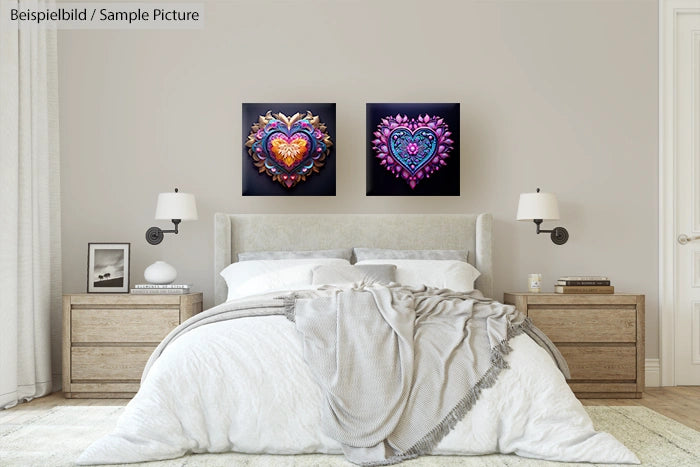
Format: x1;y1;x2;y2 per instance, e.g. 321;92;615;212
87;243;130;293
242;103;336;196
366;103;460;196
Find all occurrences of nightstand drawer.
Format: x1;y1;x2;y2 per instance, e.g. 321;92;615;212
559;345;637;380
528;308;636;343
71;346;154;380
71;308;180;343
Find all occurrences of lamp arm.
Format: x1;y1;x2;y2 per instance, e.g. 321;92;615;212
160;219;181;234
534;219;548;234
532;219;569;245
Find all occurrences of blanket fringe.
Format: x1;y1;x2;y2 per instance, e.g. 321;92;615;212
358;321;530;467
281;295;297;323
403;322;527;457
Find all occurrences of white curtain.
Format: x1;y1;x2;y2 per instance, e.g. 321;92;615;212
0;0;62;409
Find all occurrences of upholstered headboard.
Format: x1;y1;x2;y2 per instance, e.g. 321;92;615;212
213;213;493;305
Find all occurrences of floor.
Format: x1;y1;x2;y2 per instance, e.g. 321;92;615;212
581;386;700;431
6;387;700;432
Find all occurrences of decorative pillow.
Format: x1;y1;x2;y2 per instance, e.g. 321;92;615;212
312;264;396;286
355;259;480;292
238;248;352;262
353;248;468;262
220;258;350;302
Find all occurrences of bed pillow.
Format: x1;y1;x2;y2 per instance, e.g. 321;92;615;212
312;264;396;286
220;258;350;301
353;248;468;262
238;248;352;262
355;259;480;292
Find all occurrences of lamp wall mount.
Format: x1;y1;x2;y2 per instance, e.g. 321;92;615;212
533;219;569;245
145;220;181;245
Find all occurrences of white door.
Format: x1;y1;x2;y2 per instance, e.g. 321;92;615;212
673;8;700;385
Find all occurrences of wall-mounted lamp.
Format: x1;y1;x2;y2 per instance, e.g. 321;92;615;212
516;188;569;245
145;188;198;245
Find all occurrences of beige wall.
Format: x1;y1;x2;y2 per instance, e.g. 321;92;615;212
58;0;659;357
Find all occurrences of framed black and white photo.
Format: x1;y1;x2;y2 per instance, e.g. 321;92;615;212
87;243;130;293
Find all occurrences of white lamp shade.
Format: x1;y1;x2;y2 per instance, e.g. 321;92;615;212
516;191;560;221
154;192;198;220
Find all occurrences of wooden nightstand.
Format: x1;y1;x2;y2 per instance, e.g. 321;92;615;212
62;293;203;398
503;292;644;399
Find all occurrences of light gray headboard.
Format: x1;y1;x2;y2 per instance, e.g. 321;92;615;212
214;213;493;305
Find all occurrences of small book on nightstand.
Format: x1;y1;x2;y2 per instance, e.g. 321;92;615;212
131;284;191;294
131;289;189;294
556;279;611;286
555;276;613;294
554;285;614;294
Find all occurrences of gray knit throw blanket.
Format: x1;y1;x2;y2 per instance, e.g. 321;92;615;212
290;283;569;466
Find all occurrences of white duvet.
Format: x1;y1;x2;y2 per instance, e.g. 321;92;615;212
77;301;639;465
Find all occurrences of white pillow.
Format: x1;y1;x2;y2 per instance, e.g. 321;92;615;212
312;264;396;286
220;258;350;302
355;259;480;292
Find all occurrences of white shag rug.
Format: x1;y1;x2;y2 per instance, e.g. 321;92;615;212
1;405;699;466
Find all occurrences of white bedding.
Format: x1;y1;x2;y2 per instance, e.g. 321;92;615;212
77;298;639;465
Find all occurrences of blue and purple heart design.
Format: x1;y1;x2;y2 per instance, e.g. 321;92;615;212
372;114;454;189
389;128;438;175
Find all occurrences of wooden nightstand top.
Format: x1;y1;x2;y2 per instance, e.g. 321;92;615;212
504;292;644;306
64;293;202;306
504;292;642;296
65;293;202;296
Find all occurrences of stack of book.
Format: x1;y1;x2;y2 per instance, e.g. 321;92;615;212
554;276;613;294
130;284;191;294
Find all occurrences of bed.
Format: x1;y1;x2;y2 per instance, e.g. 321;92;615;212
77;213;639;465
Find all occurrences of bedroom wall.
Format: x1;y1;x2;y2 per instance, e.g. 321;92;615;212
58;1;659;358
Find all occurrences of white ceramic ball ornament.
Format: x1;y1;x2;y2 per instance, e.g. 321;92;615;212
144;261;177;285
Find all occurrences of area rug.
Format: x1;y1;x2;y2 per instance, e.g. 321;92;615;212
1;406;699;466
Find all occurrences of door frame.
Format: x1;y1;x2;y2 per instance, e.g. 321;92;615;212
659;0;700;386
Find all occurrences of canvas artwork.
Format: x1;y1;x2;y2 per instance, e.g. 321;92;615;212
87;243;130;293
366;103;460;196
242;103;336;196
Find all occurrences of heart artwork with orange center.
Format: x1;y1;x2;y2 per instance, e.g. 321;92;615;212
246;111;333;188
269;134;310;168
